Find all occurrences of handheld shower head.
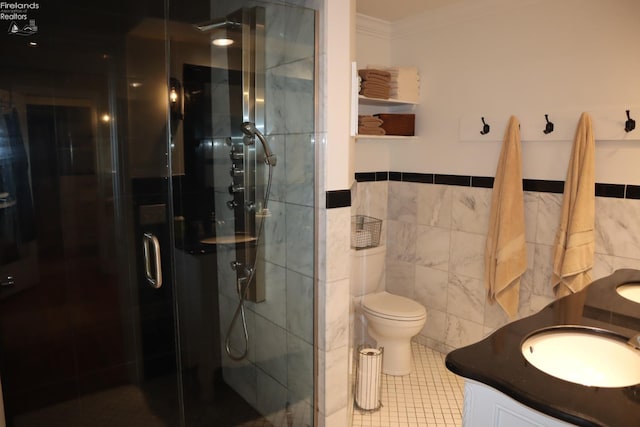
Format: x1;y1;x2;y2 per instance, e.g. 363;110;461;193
240;121;258;136
241;122;277;166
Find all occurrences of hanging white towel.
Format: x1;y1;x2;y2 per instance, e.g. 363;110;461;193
551;112;595;297
484;116;527;318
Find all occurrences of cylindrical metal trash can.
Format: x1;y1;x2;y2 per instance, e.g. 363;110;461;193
355;346;383;411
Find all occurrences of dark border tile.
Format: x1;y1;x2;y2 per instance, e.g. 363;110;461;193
595;183;625;198
375;171;388;181
523;179;564;194
354;172;640;200
626;185;640;200
355;172;376;182
472;176;494;188
434;174;470;187
326;190;351;209
389;171;402;181
402;173;433;184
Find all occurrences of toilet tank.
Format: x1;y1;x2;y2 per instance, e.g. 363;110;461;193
351;245;386;296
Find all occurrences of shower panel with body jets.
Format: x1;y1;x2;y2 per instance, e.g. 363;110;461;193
196;7;272;361
225;121;276;360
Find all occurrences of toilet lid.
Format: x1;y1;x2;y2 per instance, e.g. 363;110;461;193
362;292;426;321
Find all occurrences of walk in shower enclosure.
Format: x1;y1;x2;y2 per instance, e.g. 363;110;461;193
0;1;316;426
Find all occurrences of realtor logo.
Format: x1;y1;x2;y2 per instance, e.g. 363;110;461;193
2;2;39;36
7;18;36;35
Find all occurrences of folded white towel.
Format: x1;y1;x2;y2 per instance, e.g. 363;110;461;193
390;91;419;103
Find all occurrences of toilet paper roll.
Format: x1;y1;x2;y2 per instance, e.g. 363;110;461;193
355;347;383;410
354;230;373;248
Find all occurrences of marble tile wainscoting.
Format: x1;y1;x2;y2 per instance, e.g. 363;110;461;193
353;173;640;354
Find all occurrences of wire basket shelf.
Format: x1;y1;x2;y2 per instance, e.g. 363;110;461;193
351;215;382;250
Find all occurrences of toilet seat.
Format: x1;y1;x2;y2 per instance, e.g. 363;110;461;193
363;291;426;322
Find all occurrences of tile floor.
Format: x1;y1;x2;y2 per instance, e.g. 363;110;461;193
352;343;465;427
11;379;279;427
9;343;458;427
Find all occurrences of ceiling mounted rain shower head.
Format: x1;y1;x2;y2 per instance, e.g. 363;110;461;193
194;17;241;46
193;17;240;32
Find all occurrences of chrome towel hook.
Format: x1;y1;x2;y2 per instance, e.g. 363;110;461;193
625;110;636;133
480;117;490;135
543;114;554;134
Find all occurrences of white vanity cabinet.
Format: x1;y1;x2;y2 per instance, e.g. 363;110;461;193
463;380;577;427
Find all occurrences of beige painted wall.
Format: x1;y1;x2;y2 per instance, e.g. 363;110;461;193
356;0;640;183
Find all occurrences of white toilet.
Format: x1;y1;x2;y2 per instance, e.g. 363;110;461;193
351;245;427;376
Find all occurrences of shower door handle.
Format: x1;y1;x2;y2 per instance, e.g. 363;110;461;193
143;232;162;289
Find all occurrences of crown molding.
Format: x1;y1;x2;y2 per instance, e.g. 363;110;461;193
356;13;392;40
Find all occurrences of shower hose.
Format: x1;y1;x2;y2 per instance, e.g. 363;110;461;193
224;162;274;361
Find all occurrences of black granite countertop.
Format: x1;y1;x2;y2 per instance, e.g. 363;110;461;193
445;269;640;427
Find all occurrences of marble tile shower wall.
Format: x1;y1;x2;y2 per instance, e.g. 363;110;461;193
215;5;316;426
354;180;640;353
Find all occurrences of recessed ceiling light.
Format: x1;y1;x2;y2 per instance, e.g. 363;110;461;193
28;41;37;47
212;38;234;47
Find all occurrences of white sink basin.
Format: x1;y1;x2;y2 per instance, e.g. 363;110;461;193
521;327;640;388
617;282;640;304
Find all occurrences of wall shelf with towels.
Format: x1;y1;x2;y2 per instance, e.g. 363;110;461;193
358;95;418;107
351;62;419;139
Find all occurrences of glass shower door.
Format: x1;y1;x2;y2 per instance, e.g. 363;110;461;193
0;2;186;426
0;1;316;426
171;3;316;426
169;7;288;425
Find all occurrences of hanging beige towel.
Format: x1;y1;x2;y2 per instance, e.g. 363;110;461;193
551;112;595;297
484;116;527;318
